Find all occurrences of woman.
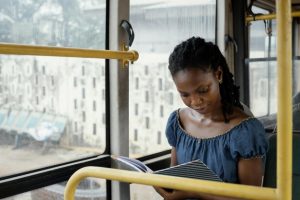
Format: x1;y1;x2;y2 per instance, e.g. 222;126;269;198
155;37;268;200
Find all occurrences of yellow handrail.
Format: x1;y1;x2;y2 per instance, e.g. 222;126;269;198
246;10;300;22
276;1;293;200
0;43;139;64
64;167;277;200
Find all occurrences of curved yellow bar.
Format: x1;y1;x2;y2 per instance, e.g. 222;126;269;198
64;167;276;200
0;43;139;62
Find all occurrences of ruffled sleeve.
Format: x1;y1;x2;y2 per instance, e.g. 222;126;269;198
229;118;269;160
165;110;178;147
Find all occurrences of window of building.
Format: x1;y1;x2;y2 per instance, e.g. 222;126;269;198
160;105;164;117
102;113;106;124
145;117;150;129
135;77;139;89
157;131;161;145
158;78;163;90
82;111;86;122
82;88;85;99
82;65;85;76
102;89;105;100
93;123;97;135
42;86;46;96
145;65;149;75
51;98;54;109
93;77;96;88
169;92;174;105
145;91;149;102
135;103;138;115
93;100;96;111
134;129;138;141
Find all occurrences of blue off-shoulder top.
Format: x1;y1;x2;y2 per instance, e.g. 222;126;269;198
166;109;269;183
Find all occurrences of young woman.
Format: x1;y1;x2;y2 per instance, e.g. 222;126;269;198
155;37;269;200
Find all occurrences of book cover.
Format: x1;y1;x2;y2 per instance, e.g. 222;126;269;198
111;155;222;182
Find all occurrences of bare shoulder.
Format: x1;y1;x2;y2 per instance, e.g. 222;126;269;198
178;107;190;120
228;107;253;126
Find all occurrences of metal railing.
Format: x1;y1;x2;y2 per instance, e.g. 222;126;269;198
64;167;276;200
0;43;139;67
246;10;300;22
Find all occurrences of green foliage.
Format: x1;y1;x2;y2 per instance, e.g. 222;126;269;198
0;0;106;48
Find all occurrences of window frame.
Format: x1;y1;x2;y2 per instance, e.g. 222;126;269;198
0;0;111;198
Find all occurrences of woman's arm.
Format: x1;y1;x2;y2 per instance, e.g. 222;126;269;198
170;147;177;166
156;156;264;200
238;157;264;186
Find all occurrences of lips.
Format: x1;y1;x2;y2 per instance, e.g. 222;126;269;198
194;107;206;112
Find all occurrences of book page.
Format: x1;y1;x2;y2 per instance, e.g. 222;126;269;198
111;155;153;173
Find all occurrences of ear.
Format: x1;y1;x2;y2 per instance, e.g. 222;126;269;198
214;66;223;83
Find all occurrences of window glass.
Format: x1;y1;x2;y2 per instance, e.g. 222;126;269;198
294;60;300;95
0;55;106;177
0;0;106;49
129;0;216;157
249;61;277;116
248;6;277;117
2;178;107;200
249;7;273;58
293;60;300;131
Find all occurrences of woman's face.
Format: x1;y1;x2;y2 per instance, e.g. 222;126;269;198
172;67;222;115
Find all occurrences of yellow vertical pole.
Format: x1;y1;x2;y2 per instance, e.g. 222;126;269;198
276;1;293;200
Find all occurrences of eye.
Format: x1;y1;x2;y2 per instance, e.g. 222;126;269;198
179;93;189;98
197;87;209;94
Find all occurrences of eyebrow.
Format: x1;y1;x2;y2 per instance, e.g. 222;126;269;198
178;85;209;93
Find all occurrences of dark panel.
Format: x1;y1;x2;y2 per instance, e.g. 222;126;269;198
0;155;110;199
232;0;249;106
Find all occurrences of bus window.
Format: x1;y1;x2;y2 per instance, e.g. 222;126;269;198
129;0;216;157
248;6;277;117
0;0;107;191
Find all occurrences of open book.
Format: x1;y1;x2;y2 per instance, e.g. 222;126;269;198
111;155;222;182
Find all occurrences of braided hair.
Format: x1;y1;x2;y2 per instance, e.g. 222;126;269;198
168;37;243;122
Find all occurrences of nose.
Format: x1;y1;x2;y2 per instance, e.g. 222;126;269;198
190;94;203;108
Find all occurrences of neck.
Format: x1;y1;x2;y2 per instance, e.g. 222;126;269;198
190;106;225;123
